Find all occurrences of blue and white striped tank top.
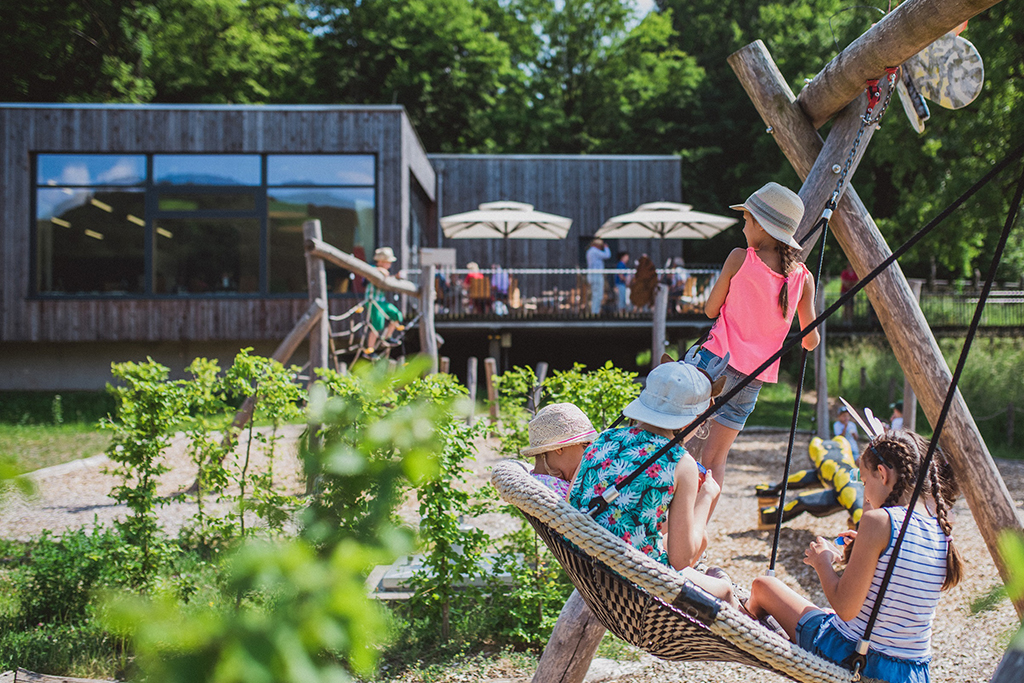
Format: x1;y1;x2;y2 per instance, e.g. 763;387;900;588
834;506;948;660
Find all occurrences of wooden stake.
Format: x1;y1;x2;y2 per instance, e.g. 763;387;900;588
467;357;478;425
439;356;450;374
303;220;329;387
419;264;439;373
485;357;499;421
730;39;1024;617
652;283;669;369
531;590;605;683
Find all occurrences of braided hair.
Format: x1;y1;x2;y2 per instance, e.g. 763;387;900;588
858;431;964;590
774;240;801;315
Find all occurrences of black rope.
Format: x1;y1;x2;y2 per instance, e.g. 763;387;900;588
769;213;831;572
585;141;1024;519
846;155;1024;677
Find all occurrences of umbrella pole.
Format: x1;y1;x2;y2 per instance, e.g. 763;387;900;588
504;235;511;269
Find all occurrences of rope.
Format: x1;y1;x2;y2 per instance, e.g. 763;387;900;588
847;155;1024;677
586;140;1024;519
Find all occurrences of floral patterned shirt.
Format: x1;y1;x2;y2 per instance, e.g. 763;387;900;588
569;427;699;565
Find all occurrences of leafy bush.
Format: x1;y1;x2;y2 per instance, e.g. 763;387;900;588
0;620;124;676
4;527;126;629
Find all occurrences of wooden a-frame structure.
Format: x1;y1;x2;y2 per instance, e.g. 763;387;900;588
728;0;1023;619
532;1;1021;680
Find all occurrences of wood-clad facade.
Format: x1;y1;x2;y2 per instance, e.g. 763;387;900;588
0;104;683;389
430;154;682;270
0;104;434;345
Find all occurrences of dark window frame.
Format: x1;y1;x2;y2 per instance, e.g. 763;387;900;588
30;152;378;299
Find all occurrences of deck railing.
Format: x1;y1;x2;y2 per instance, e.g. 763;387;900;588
405;267;722;321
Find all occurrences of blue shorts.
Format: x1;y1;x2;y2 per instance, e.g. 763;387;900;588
796;610;931;683
692;347;762;431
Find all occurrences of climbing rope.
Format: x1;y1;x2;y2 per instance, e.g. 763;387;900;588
846;155;1024;679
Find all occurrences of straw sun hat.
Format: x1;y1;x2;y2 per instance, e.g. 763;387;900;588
373;246;397;263
730;181;804;249
521;403;597;458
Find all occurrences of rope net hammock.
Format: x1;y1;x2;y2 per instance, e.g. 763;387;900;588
492;460;875;683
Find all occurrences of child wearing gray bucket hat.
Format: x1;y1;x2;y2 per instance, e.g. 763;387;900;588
688;181;821;500
566;355;739;610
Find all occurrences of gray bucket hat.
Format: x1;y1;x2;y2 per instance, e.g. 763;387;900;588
730;182;804;249
622;363;712;431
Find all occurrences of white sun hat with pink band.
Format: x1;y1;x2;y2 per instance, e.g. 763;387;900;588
521;403;597;458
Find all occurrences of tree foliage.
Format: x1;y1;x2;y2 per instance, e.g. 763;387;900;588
3;0;1022;279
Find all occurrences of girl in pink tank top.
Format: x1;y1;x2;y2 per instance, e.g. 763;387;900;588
687;182;820;508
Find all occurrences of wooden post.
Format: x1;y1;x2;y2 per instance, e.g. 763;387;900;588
303;220;329;386
467;357;478;425
815;285;830;439
531;590;606;683
859;367;868;393
485;357;499;421
652;283;669;369
730;39;1024;617
439;356;450;374
904;279;923;432
797;0;1005;129
419;264;439;373
528;361;549;414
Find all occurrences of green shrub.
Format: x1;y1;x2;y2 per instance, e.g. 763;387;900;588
3;527;126;629
0;619;125;677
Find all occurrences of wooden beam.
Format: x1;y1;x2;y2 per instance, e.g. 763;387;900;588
305;238;420;296
419;264;439;373
652;284;668;370
798;0;1003;128
531;590;605;683
729;40;1024;618
303;221;330;384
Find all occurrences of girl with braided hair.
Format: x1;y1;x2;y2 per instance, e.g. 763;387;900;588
744;430;963;683
689;182;820;500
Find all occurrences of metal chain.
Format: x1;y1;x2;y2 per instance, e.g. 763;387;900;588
824;67;900;216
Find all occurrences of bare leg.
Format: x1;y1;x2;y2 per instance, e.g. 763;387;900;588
365;328;380;351
688;420;740;516
746;575;818;642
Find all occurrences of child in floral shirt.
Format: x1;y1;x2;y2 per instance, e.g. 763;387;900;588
568;358;737;607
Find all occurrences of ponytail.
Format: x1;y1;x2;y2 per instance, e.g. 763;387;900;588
774;240;800;315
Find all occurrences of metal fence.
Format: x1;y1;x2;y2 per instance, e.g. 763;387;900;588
824;288;1024;330
407;267;721;321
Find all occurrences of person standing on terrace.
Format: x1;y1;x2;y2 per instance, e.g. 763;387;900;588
586;238;611;315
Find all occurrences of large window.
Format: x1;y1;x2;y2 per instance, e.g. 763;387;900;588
34;153;376;296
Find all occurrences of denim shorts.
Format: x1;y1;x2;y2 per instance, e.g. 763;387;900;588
796;610;931;683
692;347;762;431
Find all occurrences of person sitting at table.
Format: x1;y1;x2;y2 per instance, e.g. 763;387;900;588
463;262;491;313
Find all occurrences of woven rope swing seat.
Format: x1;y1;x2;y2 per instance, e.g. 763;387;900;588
492;460;879;683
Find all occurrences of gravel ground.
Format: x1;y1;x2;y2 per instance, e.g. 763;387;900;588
2;427;1020;683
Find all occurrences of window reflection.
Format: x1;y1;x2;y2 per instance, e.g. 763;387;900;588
154;218;260;294
153;155;260;186
268;188;375;293
36;188;145;294
268;155;374;186
37;154;146;187
157;193;257;212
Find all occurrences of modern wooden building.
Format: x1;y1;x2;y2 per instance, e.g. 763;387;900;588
0;104;683;390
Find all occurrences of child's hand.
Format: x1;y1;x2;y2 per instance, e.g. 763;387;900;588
700;469;721;501
804;536;843;569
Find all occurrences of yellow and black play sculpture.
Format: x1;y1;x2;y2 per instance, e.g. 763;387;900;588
755;436;863;530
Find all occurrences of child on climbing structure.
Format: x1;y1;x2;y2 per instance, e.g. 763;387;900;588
744;430;963;683
523;402;597;500
364;247;404;353
689;182;820;498
567;355;739;608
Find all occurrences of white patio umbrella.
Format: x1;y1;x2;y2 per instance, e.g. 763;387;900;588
595;201;738;264
440;200;573;266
